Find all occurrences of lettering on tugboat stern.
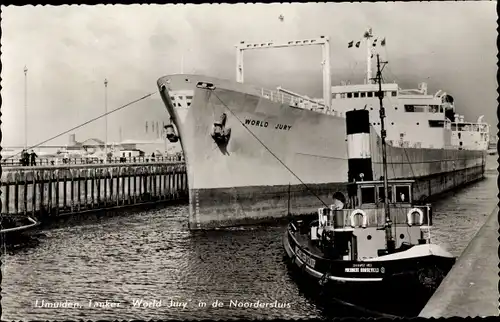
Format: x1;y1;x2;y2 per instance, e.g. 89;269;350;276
244;119;292;131
295;246;316;268
344;263;380;273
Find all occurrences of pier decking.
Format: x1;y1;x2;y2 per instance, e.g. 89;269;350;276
1;162;188;220
419;206;499;317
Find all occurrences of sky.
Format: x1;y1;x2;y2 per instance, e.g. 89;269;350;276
1;2;498;148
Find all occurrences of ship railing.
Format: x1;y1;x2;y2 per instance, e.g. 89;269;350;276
259;87;344;117
451;122;489;133
260;87;320;108
0;155;185;167
394;141;423;149
397;141;411;148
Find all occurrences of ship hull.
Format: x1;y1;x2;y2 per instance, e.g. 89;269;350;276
157;75;486;229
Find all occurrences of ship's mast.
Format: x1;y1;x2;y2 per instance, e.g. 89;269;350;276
364;28;373;84
374;53;395;252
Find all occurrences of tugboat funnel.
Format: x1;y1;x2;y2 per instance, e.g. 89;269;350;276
346;109;373;182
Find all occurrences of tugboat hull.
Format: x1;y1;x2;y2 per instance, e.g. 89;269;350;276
283;228;455;317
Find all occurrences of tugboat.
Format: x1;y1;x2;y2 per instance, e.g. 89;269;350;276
283;55;456;317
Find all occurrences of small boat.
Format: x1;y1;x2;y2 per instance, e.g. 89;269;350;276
1;214;40;248
282;54;456;317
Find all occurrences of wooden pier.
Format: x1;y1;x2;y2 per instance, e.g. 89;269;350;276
0;162;188;220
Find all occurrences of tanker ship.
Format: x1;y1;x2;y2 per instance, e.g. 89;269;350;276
157;29;490;229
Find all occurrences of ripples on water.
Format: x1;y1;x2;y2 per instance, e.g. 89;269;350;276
2;170;497;320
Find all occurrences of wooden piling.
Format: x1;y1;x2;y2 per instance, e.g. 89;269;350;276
14;172;19;215
108;169;113;207
96;169;101;206
84;170;88;210
91;169;95;209
5;179;10;214
121;169;125;206
142;169;147;201
70;170;75;213
133;168;137;204
63;171;67;211
39;171;45;214
55;171;60;216
127;168;132;205
159;167;164;201
23;172;28;215
48;171;53;214
32;171;37;217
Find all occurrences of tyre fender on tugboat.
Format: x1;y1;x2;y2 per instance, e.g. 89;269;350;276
350;209;368;228
406;208;424;226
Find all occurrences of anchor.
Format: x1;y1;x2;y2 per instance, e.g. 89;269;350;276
211;113;231;145
164;118;179;143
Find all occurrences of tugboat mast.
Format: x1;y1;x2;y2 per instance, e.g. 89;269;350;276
374;53;395;251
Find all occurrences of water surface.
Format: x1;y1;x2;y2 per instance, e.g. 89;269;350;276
2;169;497;320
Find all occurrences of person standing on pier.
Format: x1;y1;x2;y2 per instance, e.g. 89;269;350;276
29;150;38;166
21;149;29;166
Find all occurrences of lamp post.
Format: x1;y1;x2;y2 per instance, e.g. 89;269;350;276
24;66;28;150
104;78;108;163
